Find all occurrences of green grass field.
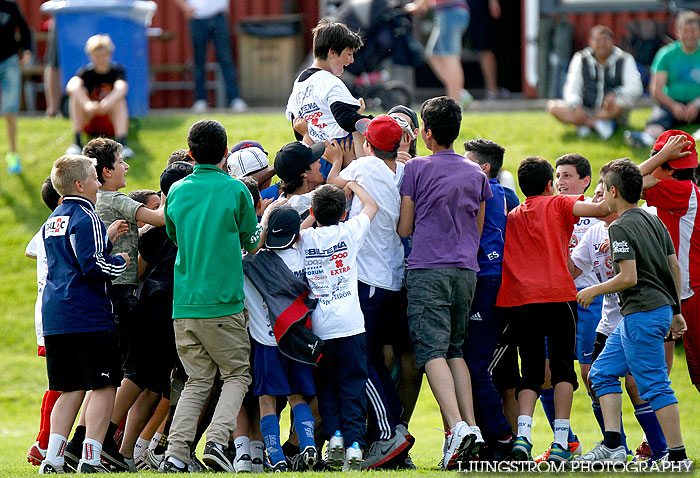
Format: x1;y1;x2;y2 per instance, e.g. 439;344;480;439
1;109;699;476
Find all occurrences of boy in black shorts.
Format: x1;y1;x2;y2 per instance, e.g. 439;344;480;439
39;154;129;474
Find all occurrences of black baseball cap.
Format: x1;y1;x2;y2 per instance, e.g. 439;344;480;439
160;161;194;196
274;142;325;183
388;105;419;129
231;139;268;156
265;205;301;249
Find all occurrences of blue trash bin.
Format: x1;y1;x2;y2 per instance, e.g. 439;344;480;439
41;0;157;117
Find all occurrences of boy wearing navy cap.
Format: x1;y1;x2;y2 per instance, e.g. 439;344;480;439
328;114;414;469
274;142;326;218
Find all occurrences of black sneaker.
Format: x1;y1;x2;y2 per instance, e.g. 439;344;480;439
63;439;82;472
270;459;288;472
77;460;110;473
202;441;234;472
159;458;188;473
38;461;65;474
100;435;129;471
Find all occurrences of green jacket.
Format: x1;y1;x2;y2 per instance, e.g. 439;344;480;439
165;164;261;319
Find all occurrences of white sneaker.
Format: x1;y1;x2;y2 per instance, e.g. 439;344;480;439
38;461;64;474
342;442;363;471
192;100;208;113
234;453;253;473
231;98;248;113
65;144;83;155
594;119;615;140
327;430;344;467
577;126;592;138
575;442;627;463
459;90;473;111
443;421;475;470
121;146;134;159
659;454;694;471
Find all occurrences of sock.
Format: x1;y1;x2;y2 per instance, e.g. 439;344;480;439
517;415;533;442
71;425;86;444
603;431;622;450
133;437;150;460
74;133;82;148
640;132;654;147
539;389;556;432
46;433;67;466
116;136;128;147
234;436;251;459
37;390;61;449
82;438;102;466
260;415;286;465
251;440;264;462
619;411;630;454
470;425;484;443
149;432;162;450
167;456;186;468
105;422;118;444
553;419;570;449
292;403;316;450
592;401;605;437
634;403;668;459
124;457;135;471
668;446;688;462
213;442;224;452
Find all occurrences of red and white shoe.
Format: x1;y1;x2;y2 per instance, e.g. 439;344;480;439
27;441;47;466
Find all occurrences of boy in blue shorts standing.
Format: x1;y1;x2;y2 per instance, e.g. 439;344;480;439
577;159;690;467
39;155;129;474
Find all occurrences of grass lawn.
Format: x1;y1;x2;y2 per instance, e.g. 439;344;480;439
1;109;699;476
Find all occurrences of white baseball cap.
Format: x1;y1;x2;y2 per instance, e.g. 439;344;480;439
227;147;268;178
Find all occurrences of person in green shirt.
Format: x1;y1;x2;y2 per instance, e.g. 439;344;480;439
625;11;700;148
161;119;265;473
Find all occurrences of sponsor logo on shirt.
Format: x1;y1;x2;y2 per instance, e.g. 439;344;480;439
45;216;70;237
612;240;629;254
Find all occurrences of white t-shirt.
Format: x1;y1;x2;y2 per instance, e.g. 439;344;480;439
570;221;623;336
569;203;599;288
26;229;47;347
300;214;370;340
286;69;361;143
340;156;404;290
245;246;306;347
187;0;228;19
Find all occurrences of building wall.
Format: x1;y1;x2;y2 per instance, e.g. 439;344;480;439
16;0;319;108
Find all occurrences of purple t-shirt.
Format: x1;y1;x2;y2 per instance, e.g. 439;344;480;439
400;149;492;270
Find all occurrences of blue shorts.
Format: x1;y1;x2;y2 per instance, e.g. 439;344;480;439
252;340;316;397
0;54;21;114
576;293;604;364
426;6;470;57
590;305;678;411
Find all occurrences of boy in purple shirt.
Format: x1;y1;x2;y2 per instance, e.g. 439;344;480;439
398;96;492;469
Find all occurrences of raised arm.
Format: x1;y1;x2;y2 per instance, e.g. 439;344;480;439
572;200;610;218
638;134;692;177
346;181;378;221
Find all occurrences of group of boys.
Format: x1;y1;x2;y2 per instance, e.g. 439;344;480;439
27;16;698;476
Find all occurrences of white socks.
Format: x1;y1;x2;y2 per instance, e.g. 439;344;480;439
251;440;264;462
82;438;102;466
133;437;149;460
234;436;251;458
46;433;67;466
553;419;570;449
517;415;533;442
149;432;162;451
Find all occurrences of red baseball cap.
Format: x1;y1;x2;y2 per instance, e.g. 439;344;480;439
355;115;403;153
653;130;699;169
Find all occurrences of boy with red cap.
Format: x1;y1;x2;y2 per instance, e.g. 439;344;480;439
639;130;700;394
327;114;414;469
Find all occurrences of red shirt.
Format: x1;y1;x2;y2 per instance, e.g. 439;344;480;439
646;179;700;299
496;194;582;307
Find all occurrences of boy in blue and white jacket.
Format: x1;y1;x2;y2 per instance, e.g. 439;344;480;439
39;154;130;474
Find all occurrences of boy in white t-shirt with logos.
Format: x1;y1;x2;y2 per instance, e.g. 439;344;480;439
327;114;413;469
286;19;370;177
300;182;377;470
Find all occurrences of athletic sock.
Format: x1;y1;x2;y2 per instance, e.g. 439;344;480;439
539;388;556;432
470;425;484;443
591;401;606;437
668;446;688;461
82;438;102;466
553;419;570;449
149;432;162;451
133;437;150;460
105;422;119;444
517;415;533;443
74;133;82;148
37;390;62;449
260;415;286;465
116;136;128;147
292;403;316;450
167;456;186;468
603;431;622;450
251;440;264;463
234;435;251;459
619;411;630;454
634;402;668;458
46;433;67;466
71;425;86;444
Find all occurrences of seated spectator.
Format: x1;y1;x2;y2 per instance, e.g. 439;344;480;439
65;35;132;158
547;25;642;140
625;12;700;148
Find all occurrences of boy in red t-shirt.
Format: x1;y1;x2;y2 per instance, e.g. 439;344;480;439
639;130;700;394
496;156;610;463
